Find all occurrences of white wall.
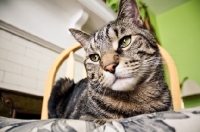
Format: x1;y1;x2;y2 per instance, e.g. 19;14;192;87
0;0;76;49
0;29;73;96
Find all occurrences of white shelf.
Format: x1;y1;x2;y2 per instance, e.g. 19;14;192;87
78;0;116;23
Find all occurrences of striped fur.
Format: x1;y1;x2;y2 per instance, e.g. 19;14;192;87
48;0;172;124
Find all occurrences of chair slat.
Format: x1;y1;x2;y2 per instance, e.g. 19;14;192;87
82;52;87;78
66;51;75;80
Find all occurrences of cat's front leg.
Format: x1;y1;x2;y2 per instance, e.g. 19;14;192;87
80;115;123;125
93;118;123;125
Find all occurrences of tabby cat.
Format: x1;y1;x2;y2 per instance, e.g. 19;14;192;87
48;0;172;124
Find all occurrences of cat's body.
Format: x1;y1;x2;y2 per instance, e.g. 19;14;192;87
48;0;172;124
49;77;171;120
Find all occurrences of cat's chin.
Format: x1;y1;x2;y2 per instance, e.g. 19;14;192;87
111;77;137;91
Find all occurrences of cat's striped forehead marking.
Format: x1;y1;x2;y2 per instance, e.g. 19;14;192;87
85;31;101;56
94;31;99;43
90;25;116;53
105;23;111;40
105;24;120;51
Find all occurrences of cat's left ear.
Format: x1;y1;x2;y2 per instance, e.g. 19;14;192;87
117;0;143;27
69;28;91;50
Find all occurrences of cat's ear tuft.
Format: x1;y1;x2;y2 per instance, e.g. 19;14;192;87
117;0;143;27
69;28;91;49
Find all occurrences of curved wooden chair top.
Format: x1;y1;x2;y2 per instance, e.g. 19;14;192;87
41;43;182;119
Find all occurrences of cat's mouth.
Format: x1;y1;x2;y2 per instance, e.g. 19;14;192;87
111;76;136;91
101;71;137;91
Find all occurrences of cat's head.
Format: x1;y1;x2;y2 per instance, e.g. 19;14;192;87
69;0;159;91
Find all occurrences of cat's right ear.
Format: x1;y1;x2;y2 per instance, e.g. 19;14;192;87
117;0;143;27
69;28;91;50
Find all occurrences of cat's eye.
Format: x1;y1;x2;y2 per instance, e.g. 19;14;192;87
89;54;100;62
119;36;131;48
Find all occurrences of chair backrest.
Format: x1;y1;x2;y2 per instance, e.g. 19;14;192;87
41;43;182;119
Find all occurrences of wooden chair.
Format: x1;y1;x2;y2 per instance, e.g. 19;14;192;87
41;42;182;119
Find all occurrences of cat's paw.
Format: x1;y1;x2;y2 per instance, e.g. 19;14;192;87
93;118;122;125
93;119;110;125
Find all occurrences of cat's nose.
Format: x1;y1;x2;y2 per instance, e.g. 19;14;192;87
104;63;118;74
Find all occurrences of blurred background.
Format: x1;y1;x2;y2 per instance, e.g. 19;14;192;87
0;0;199;119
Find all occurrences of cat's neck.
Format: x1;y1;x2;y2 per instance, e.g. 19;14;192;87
88;80;166;102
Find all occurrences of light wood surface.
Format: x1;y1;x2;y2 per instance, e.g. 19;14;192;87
41;43;182;119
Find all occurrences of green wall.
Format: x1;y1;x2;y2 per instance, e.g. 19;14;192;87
155;0;200;85
144;0;200;108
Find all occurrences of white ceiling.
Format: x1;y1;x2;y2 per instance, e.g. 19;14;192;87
142;0;189;15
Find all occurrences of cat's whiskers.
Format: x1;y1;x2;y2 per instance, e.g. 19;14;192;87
115;58;163;81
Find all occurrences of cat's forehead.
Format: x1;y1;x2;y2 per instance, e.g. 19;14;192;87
92;20;133;38
87;20;137;54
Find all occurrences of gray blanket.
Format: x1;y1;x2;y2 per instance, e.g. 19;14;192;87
0;107;200;132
